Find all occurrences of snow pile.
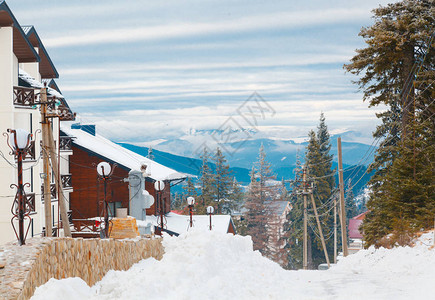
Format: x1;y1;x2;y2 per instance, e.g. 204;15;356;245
31;229;435;300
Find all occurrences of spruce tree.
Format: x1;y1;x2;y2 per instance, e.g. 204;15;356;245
305;121;335;267
197;147;214;214
345;0;434;246
283;162;304;269
228;177;244;214
212;147;232;214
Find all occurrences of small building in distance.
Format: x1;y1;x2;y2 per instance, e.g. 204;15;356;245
348;211;368;254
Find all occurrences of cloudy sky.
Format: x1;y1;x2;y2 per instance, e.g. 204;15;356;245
9;0;396;145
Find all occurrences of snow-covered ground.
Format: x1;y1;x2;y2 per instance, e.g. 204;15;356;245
31;230;435;300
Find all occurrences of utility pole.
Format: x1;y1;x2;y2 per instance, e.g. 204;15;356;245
302;165;308;270
40;87;72;237
40;87;52;237
47;125;72;237
337;137;348;257
309;192;330;267
333;194;337;264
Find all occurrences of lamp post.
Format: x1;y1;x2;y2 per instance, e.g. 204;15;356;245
154;180;165;234
206;206;214;230
96;161;114;238
187;196;195;228
4;129;33;245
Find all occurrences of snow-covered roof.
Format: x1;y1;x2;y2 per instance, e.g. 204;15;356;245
61;125;187;182
18;69;64;99
146;212;234;234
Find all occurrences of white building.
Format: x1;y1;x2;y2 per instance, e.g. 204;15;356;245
0;1;74;244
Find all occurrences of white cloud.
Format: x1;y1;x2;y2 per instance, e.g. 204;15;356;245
45;8;371;48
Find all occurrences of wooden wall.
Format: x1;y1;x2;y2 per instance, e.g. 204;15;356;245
69;145;130;219
145;180;171;215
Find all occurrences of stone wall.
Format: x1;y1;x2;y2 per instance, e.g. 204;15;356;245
0;237;163;300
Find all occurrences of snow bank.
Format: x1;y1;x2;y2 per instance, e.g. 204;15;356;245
31;229;435;300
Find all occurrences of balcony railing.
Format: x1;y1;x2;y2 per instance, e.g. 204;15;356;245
61;174;72;189
59;137;73;151
24;141;35;160
72;219;99;233
26;193;35;212
13;86;36;106
41;183;56;201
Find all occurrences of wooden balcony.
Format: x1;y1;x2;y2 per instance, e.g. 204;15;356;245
26;193;35;212
58;105;76;121
59;136;73;151
24;140;35;160
71;219;100;238
13;86;36;106
61;174;72;189
41;183;56;201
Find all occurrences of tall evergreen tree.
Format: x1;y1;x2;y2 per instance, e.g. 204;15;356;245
228;177;244;214
212;147;232;214
285;115;336;269
345;0;435;246
283;160;304;269
345;179;358;221
197;147;214;214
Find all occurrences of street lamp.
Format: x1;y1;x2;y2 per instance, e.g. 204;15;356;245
207;206;214;230
187;196;195;228
4;128;33;245
154;180;165;235
96;161;115;238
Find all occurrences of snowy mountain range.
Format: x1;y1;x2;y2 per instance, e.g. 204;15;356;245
119;130;375;194
132;130;376;170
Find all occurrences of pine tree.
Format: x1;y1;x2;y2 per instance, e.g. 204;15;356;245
197;147;214;214
228;177;244;214
345;0;435;246
286;114;336;269
212;147;232;214
345;180;358;220
283;157;304;269
305;122;335;268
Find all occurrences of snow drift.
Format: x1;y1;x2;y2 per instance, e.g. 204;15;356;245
31;230;435;300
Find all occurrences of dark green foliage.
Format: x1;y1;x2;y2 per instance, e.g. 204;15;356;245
345;180;358;220
284;114;336;269
196;148;215;214
183;147;242;215
212;148;232;214
346;0;435;247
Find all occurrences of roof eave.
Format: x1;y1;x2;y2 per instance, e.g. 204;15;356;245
0;1;40;63
23;26;59;79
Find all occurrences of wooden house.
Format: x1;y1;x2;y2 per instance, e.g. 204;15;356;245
61;124;186;223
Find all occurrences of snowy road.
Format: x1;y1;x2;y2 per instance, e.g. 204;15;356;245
32;230;435;300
